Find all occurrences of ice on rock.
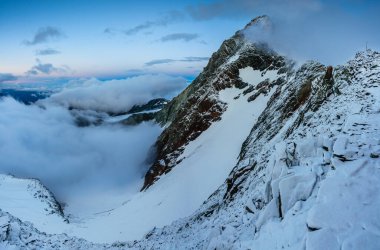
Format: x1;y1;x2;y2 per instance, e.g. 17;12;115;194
0;215;10;241
279;172;316;215
256;198;280;229
307;158;380;243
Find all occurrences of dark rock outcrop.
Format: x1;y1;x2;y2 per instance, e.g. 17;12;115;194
142;16;290;190
121;112;157;126
124;98;167;115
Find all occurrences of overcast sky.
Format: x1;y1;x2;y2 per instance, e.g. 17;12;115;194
1;0;379;86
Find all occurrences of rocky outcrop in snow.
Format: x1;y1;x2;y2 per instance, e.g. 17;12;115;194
1;16;380;249
0;175;66;223
143;15;290;190
131;49;380;249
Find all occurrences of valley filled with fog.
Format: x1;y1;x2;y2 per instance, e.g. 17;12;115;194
1;0;380;249
0;74;187;216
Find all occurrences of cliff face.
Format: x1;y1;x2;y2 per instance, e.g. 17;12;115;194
132;49;380;249
133;16;380;249
1;15;380;249
143;16;290;190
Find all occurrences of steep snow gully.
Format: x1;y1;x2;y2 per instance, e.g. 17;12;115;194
1;16;380;249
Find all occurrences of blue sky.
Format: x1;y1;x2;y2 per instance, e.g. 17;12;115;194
1;0;379;86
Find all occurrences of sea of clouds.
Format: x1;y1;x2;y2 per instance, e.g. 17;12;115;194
45;74;188;114
0;74;187;212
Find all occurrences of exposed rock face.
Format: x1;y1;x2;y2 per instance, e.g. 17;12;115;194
130;50;380;250
1;15;380;249
226;62;334;201
142;16;290;190
124;98;167;115
121;112;156;126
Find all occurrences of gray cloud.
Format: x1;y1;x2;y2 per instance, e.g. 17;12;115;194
241;2;380;65
145;59;175;66
0;73;17;83
36;48;61;56
160;33;199;42
105;11;184;36
186;0;321;20
23;26;65;46
124;21;157;36
183;56;209;61
26;59;68;75
145;56;209;66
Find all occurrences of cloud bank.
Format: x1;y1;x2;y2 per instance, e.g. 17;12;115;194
45;74;187;113
0;73;186;210
0;97;161;204
23;26;65;46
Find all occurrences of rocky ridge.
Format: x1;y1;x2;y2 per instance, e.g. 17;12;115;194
1;16;380;249
143;15;290;189
131;49;380;249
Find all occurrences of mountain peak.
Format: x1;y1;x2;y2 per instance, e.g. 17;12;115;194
242;15;271;31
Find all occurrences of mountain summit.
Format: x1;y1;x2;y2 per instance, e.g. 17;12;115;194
143;15;289;190
1;16;380;249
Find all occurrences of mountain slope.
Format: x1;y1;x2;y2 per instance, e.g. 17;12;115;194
1;17;380;249
131;49;380;249
0;174;68;234
143;15;290;189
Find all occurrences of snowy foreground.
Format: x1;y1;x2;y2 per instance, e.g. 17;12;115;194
1;46;380;249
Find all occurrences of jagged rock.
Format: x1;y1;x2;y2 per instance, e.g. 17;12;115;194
143;16;289;190
125;98;167;115
2;16;380;250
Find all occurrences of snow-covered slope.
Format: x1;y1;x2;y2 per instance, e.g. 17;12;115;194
0;175;67;233
144;15;290;190
130;50;380;249
1;16;380;249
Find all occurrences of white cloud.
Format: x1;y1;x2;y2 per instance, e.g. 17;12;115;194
45;74;187;114
0;97;161;204
0;73;187;208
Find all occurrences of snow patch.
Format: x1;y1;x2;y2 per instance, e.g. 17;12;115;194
239;67;279;86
